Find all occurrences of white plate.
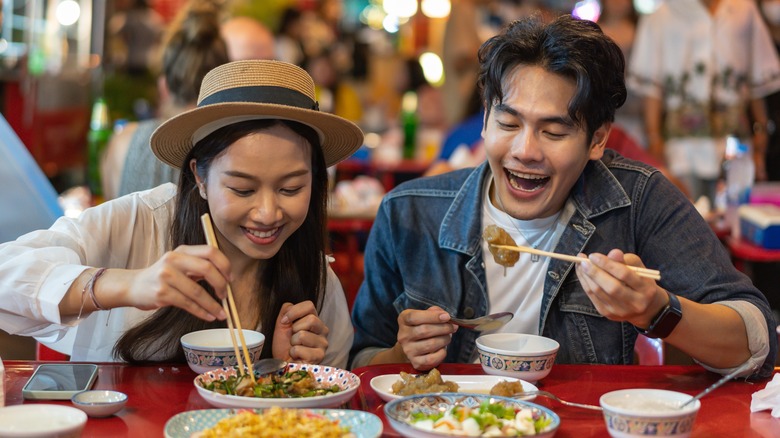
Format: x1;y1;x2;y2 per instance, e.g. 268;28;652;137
0;404;87;437
194;362;360;409
164;408;382;438
369;374;538;403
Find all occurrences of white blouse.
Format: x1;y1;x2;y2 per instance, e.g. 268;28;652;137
0;183;353;368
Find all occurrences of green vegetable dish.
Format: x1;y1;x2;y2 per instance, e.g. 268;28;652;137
202;369;341;398
410;400;553;436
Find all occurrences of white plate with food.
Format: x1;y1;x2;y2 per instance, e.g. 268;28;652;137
369;368;538;403
194;362;360;409
164;408;382;438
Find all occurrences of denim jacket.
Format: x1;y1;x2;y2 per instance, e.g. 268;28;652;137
350;151;778;378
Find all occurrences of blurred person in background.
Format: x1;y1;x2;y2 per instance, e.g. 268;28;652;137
758;0;780;181
101;0;229;200
305;49;362;124
598;0;645;148
105;0;166;120
221;15;276;62
629;0;780;203
275;7;305;66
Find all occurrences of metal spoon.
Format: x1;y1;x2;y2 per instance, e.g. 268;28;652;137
679;361;753;409
252;358;288;377
449;312;513;331
515;390;603;411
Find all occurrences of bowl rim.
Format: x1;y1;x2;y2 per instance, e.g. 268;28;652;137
71;389;128;406
0;404;87;434
599;388;701;416
181;328;265;351
475;333;560;356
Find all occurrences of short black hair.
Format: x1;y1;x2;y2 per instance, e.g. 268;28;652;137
477;14;627;142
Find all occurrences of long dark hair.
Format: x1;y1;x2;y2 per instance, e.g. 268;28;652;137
477;14;627;143
114;119;329;363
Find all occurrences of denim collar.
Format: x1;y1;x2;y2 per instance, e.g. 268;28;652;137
438;154;632;256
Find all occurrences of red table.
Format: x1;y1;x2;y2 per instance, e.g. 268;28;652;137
350;363;780;438
2;361;778;437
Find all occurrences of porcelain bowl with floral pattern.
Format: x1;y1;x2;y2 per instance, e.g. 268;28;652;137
180;328;265;374
475;333;559;383
600;389;700;438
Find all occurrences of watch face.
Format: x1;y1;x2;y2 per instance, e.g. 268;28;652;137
636;293;682;339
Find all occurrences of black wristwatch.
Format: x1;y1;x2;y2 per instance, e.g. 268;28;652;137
635;291;682;339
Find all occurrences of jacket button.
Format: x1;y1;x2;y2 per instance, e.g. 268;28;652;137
463;307;475;318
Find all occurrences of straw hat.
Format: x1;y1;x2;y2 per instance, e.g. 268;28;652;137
151;60;364;168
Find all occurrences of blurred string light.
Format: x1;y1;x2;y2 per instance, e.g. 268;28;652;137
572;0;601;21
421;0;451;18
634;0;663;15
383;15;400;33
419;51;443;86
56;0;80;26
383;0;417;19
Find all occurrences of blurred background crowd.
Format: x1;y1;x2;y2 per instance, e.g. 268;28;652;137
2;0;780;359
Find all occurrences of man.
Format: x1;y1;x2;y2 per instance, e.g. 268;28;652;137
350;15;777;379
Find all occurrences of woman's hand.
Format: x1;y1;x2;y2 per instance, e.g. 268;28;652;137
123;245;231;321
575;249;667;328
272;301;329;364
395;306;458;371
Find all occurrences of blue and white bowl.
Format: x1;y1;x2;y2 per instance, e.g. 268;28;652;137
600;389;700;438
181;328;265;374
384;393;560;438
476;333;559;382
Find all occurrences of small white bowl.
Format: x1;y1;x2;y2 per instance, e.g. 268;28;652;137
0;404;87;437
71;389;128;418
181;328;265;374
475;333;559;382
600;388;701;438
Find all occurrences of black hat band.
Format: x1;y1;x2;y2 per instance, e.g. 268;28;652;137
199;85;320;111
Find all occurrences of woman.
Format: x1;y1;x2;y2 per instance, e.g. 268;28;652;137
0;60;364;369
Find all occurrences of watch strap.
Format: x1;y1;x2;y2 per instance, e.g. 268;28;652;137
635;291;682;339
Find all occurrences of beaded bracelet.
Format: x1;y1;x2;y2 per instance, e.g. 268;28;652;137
84;268;108;311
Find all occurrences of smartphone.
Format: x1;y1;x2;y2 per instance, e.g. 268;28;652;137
22;363;99;400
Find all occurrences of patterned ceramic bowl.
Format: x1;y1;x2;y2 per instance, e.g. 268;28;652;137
384;393;560;438
180;328;265;374
600;389;700;438
475;333;559;382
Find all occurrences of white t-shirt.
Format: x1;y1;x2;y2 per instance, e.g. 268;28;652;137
481;181;565;336
0;183;353;368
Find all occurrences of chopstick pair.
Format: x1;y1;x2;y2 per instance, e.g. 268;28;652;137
490;244;662;281
200;213;256;383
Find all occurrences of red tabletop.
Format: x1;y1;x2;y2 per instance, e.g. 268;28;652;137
349;363;780;438
2;361;778;437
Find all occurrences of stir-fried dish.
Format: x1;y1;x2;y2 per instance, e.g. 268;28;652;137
409;400;553;436
489;380;525;397
193;407;354;438
483;225;519;268
392;368;460;396
391;368;525;397
201;369;341;398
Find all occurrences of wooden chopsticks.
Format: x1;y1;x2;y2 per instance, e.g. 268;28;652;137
491;244;662;281
200;213;256;383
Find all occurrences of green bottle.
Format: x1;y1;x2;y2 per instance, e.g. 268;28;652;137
86;98;111;200
401;91;418;160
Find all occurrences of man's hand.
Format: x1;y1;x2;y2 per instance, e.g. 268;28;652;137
396;306;458;370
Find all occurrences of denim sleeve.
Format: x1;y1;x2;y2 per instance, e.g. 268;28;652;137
632;173;778;378
349;196;404;369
